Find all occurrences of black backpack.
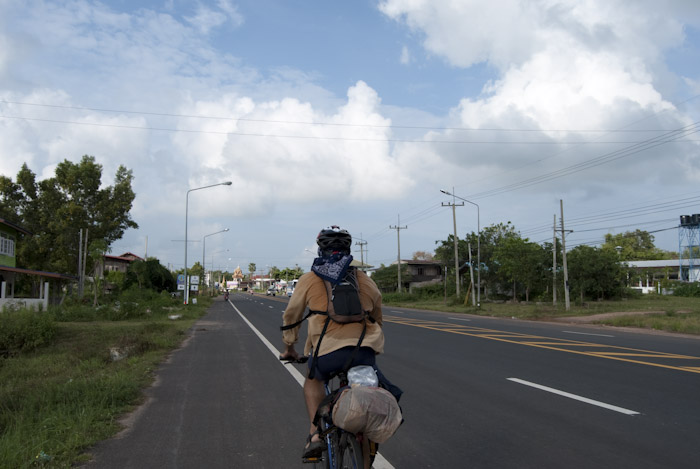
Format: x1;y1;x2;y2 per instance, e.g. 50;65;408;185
325;268;366;324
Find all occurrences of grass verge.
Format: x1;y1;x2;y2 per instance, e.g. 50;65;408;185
0;295;211;468
382;293;700;335
594;311;700;335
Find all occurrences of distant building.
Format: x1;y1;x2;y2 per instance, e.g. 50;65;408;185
624;259;692;293
0;218;76;309
392;259;443;290
95;252;144;278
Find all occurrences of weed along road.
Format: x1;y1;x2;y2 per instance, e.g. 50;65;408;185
85;293;700;468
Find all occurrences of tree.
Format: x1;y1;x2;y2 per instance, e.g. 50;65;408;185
279;266;304;280
0;156;138;276
568;246;625;301
188;262;204;283
602;230;671;261
248;263;257;279
494;237;547;301
88;239;109;306
412;251;434;261
371;264;412;292
125;258;175;292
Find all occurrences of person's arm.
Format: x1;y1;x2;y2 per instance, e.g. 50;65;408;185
280;276;308;359
360;271;383;326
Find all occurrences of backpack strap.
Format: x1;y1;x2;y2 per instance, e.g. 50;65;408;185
280;309;319;331
308;316;331;380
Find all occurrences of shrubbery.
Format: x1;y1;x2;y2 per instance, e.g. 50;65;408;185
672;282;700;297
0;309;57;354
51;287;181;322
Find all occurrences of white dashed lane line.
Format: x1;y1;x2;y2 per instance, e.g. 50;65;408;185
507;378;640;416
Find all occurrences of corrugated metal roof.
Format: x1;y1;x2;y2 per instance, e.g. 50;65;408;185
0;265;77;280
625;259;688;268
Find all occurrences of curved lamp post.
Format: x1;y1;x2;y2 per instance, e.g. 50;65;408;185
441;189;481;307
184;181;232;304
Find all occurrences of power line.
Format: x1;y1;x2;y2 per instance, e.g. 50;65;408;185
4;98;699;133
466;122;700;199
5;114;697;145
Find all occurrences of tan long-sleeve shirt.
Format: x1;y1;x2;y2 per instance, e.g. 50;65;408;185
282;269;384;357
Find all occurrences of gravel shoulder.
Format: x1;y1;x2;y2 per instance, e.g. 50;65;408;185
551;310;670;324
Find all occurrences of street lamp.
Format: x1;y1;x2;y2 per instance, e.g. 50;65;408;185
203;229;229;290
441;189;481;307
184;181;232;304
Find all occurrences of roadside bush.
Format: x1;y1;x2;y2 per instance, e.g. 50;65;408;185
672;282;700;297
51;303;99;322
0;309;57;354
622;288;645;300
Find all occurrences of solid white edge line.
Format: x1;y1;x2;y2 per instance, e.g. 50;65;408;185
507;378;640;416
230;301;305;387
230;299;395;469
448;317;471;321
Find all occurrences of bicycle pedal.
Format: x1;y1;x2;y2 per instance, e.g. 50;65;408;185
302;456;322;464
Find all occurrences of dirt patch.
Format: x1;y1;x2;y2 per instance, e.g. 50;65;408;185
551;311;669;324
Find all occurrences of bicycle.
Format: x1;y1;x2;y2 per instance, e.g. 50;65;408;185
281;358;374;469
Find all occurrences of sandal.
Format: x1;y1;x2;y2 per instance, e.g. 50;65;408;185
302;431;325;459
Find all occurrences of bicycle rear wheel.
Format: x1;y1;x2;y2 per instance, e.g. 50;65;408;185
337;432;363;469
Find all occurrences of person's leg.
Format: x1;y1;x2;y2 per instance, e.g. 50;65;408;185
303;376;325;440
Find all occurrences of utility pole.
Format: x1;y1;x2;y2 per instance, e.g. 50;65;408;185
389;216;407;293
553;214;557;306
78;229;83;298
355;233;367;269
442;193;464;297
560;200;571;311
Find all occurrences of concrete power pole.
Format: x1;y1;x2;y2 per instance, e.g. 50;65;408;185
442;198;464;297
560;200;571;311
389;216;407;293
355;234;367;269
553;214;557;306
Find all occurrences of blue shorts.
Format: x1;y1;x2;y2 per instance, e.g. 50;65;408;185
307;346;376;382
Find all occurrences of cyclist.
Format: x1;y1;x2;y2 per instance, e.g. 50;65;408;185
279;226;388;460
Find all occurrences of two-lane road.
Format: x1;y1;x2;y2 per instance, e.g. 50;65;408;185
86;294;700;468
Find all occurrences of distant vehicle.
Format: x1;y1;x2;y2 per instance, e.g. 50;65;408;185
287;279;298;297
266;286;276;296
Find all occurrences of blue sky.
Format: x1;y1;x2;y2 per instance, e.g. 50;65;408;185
2;0;700;274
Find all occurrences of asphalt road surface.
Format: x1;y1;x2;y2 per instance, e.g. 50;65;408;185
85;293;700;468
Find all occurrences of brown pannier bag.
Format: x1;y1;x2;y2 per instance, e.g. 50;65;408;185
331;386;402;444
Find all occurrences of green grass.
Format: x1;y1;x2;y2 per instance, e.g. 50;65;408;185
0;295;211;468
595;311;700;335
383;293;700;334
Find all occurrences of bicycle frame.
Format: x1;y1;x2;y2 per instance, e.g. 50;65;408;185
315;376;366;469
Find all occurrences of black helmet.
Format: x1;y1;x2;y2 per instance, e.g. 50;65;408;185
317;225;352;255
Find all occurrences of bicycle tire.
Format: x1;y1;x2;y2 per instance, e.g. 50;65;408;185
337;432;363;469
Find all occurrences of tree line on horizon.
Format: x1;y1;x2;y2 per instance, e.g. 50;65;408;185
0;158;683;304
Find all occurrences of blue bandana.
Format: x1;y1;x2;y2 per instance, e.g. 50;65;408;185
311;253;353;284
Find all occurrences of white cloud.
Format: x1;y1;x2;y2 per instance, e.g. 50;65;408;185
379;0;700;193
172;81;413;215
185;0;243;34
400;45;411;65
